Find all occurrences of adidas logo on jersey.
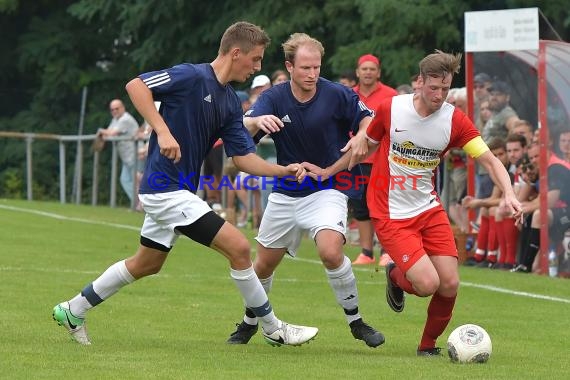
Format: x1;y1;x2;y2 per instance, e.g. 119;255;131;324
281;115;291;123
337;221;344;227
204;94;212;103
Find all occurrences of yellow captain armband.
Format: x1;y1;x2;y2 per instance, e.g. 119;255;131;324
462;136;489;159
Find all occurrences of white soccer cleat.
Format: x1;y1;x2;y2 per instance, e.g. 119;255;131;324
262;321;318;346
52;302;91;345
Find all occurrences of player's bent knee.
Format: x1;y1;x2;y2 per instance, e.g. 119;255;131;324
413;277;440;297
439;277;460;294
225;238;252;268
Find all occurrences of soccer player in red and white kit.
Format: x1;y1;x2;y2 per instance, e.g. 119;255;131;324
349;50;522;356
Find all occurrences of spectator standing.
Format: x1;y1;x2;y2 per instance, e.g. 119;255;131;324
97;99;139;204
396;84;414;95
482;80;520;143
249;74;271;104
444;88;469;234
271;69;289;85
476;100;493;132
556;129;570;163
473;73;492;123
351;53;398;266
338;71;357;87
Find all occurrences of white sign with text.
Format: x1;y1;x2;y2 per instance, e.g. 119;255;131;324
465;8;539;52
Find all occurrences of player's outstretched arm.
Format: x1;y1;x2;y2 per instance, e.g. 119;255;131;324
303;140;377;181
232;153;306;182
341;133;377;170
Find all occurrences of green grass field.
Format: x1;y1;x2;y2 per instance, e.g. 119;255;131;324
1;198;569;379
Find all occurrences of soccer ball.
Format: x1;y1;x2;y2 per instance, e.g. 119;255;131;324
447;324;492;363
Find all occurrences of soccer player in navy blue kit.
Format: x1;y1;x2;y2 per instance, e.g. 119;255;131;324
52;22;318;347
226;33;384;347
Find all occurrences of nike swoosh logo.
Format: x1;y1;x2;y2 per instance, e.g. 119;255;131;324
66;313;77;329
395;128;407;132
271;336;285;345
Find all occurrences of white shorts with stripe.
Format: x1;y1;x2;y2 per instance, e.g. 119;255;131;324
139;190;211;249
255;189;348;256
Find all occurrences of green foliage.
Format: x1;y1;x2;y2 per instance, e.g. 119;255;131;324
0;0;17;13
0;168;24;198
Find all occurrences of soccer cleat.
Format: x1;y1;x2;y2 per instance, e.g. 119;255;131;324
510;264;529;273
462;257;478;267
52;302;91;345
262;322;318;347
349;318;385;348
352;253;375;265
226;321;258;344
378;253;393;267
476;260;493;268
385;262;405;312
417;347;443;357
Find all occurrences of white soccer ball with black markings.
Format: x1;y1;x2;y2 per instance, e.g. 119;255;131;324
447;324;492;363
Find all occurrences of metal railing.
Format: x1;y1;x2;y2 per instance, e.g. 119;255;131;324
0;131;145;209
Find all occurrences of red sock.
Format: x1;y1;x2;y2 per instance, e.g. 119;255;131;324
475;216;489;262
488;216;498;251
419;292;457;350
486;216;498;263
503;218;519;265
496;219;507;264
390;266;418;296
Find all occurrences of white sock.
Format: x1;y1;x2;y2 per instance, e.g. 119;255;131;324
68;260;135;318
326;255;361;324
230;266;279;333
243;273;273;325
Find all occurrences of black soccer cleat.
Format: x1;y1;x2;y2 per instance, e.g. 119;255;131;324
349;318;385;348
417;347;443;357
385;262;405;312
226;321;258;344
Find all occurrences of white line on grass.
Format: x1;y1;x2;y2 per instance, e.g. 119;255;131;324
2;204;569;305
0;204;140;231
459;281;570;304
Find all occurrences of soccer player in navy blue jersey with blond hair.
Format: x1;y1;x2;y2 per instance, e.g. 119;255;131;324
226;32;384;348
52;21;318;347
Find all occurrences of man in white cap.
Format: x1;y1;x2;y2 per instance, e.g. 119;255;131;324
250;74;271;103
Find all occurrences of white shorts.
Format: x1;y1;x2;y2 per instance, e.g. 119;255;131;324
255;189;348;256
139;190;212;249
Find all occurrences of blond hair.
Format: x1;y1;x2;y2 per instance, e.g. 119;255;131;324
419;49;462;80
282;33;324;63
218;21;270;55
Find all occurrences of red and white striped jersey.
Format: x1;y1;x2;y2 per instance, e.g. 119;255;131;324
366;94;480;219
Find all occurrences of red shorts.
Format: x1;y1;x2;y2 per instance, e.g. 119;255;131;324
372;206;457;273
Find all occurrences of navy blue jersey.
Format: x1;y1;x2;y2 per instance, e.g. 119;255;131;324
549;164;570;206
248;78;371;197
138;63;255;194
